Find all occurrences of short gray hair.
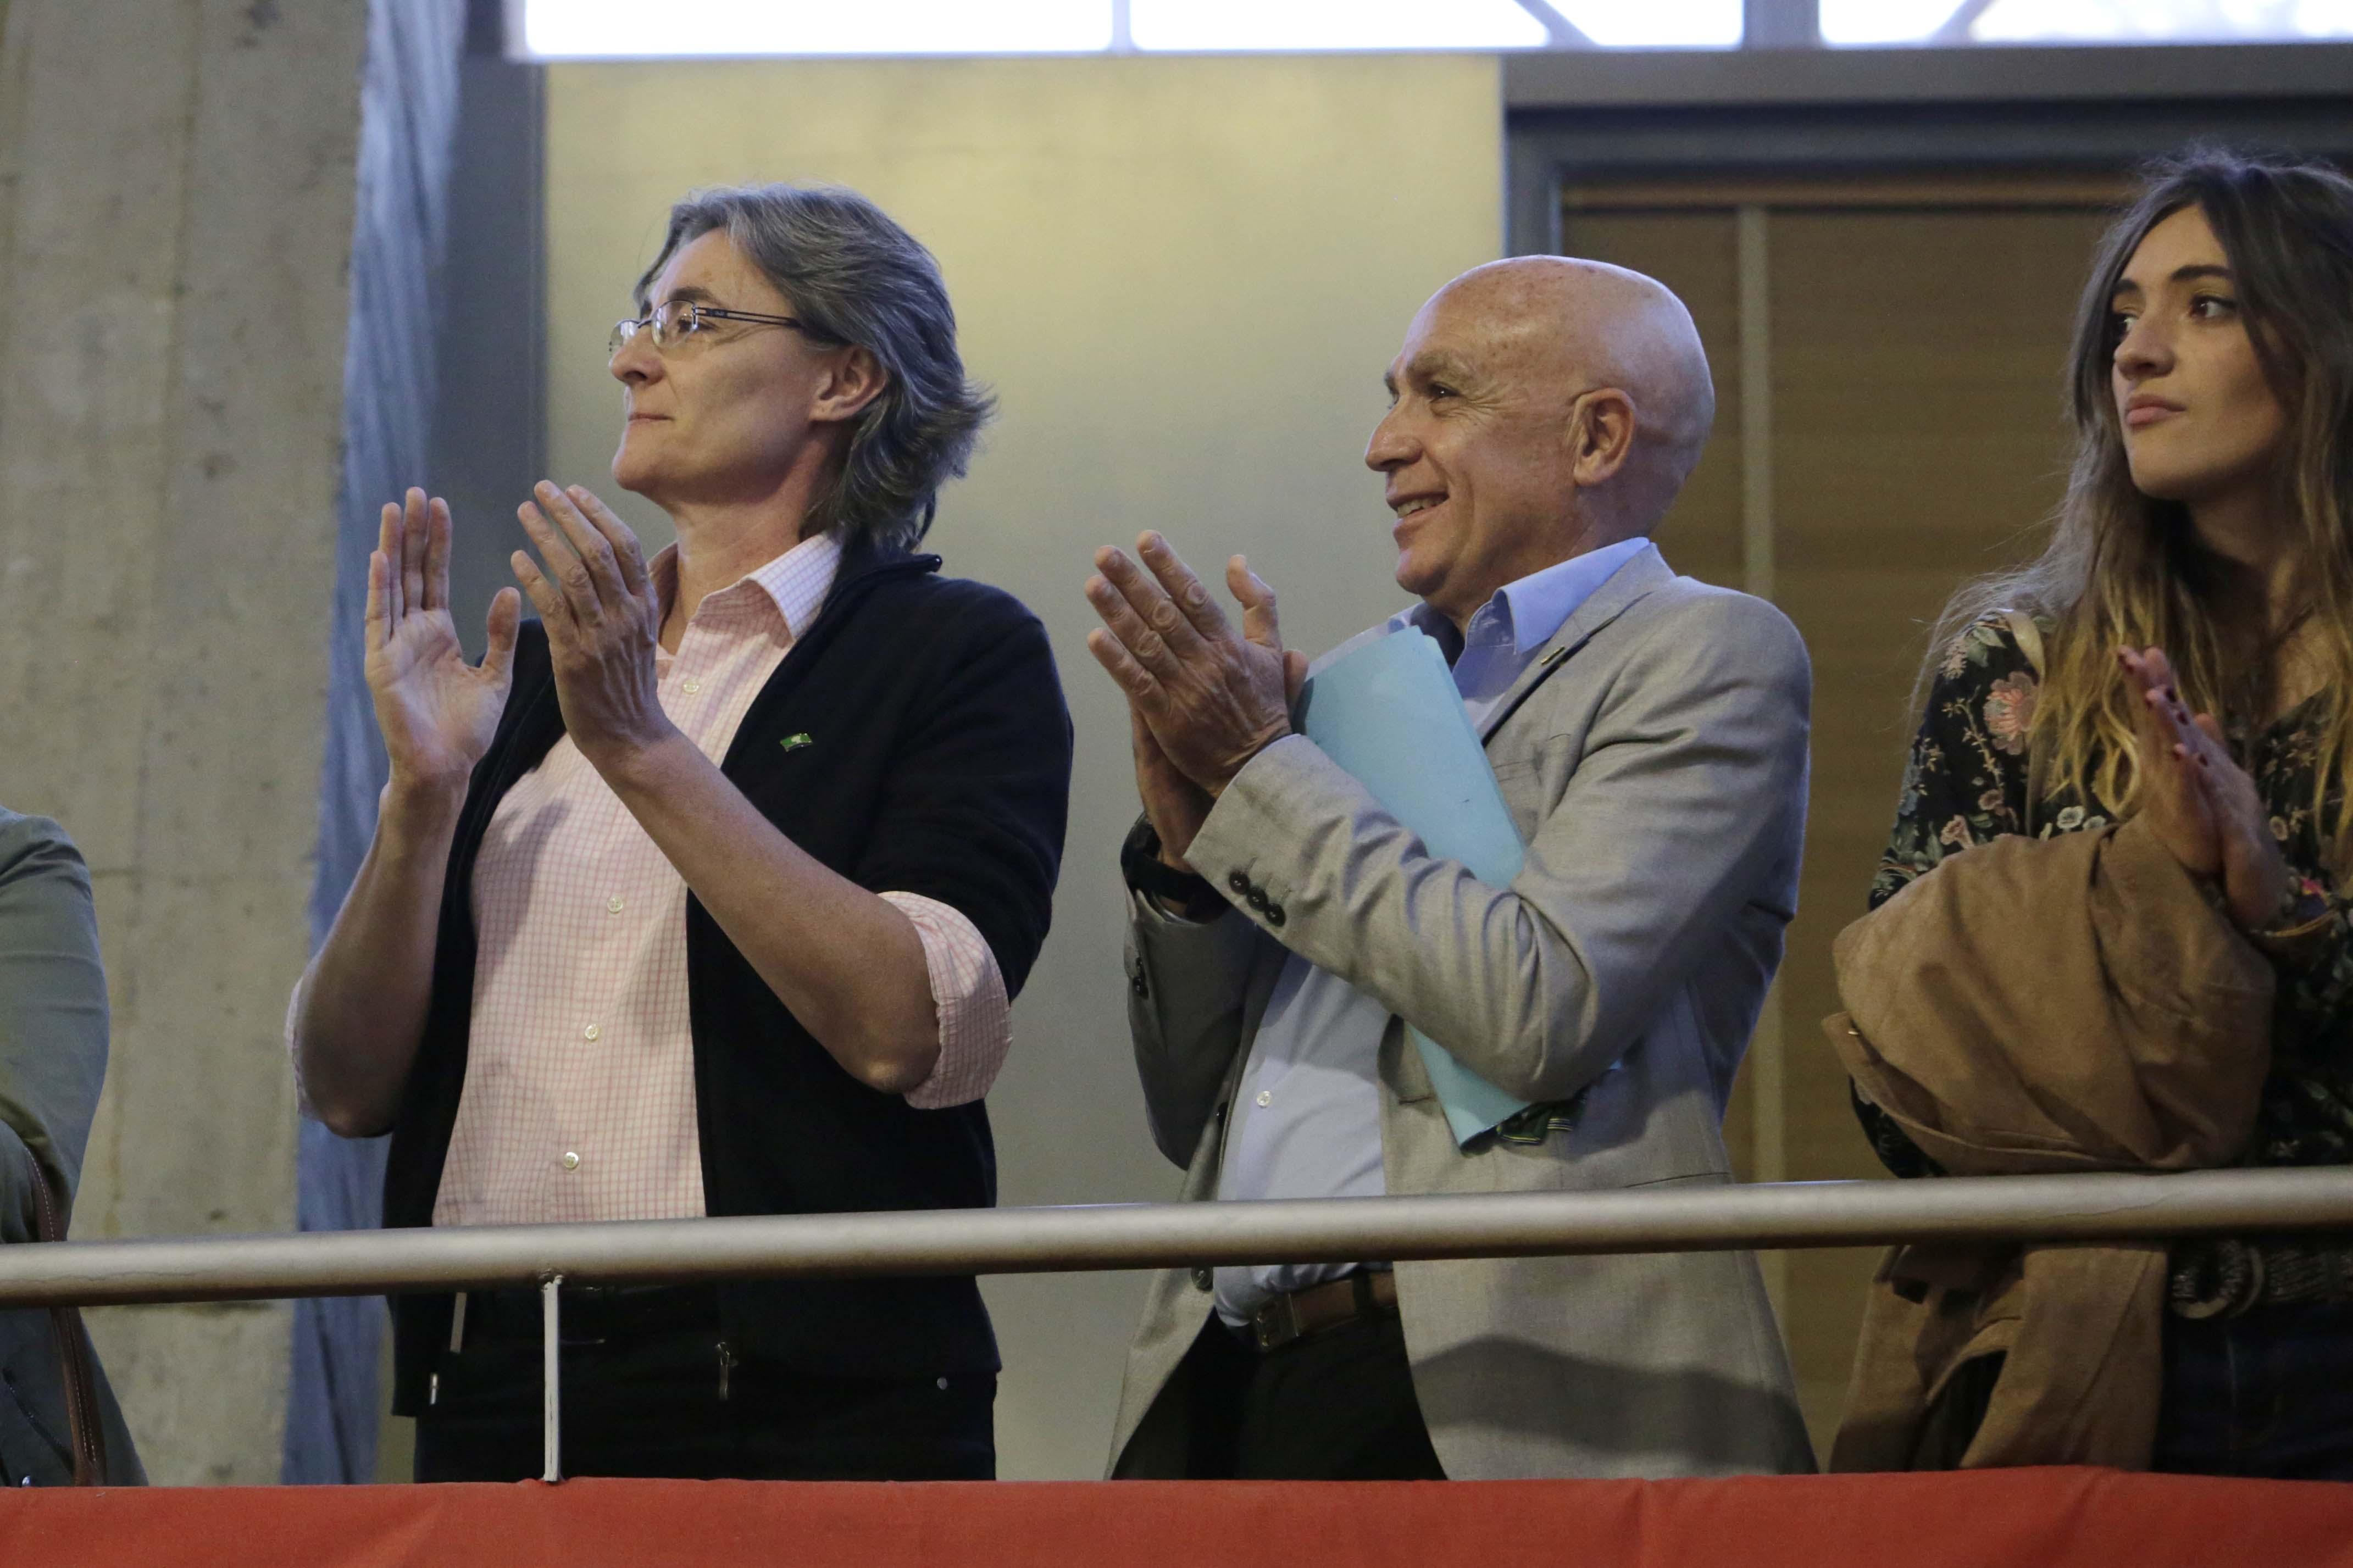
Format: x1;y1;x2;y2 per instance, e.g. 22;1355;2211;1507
636;184;993;552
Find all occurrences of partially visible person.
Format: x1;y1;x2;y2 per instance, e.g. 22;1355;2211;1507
0;808;143;1486
1832;150;2353;1480
289;184;1070;1481
1087;257;1813;1481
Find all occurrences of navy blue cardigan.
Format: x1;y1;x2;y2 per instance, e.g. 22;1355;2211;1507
384;544;1072;1414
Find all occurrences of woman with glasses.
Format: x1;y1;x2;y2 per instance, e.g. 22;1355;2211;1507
288;185;1072;1481
1832;151;2353;1478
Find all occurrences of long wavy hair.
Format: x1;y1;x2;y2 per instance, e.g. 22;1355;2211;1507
1924;149;2353;848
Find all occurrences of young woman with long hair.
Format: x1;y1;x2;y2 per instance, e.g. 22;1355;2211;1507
1849;149;2353;1479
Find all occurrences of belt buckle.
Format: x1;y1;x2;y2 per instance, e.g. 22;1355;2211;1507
1252;1293;1301;1353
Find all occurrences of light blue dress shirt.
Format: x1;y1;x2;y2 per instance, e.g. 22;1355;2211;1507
1212;538;1652;1326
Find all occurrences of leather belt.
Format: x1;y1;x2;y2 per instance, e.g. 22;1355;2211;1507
2169;1237;2353;1320
1247;1270;1398;1353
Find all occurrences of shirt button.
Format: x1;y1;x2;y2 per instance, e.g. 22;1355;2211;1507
582;1024;601;1042
682;679;702;694
559;1152;581;1171
1256;1089;1272;1108
605;896;624;915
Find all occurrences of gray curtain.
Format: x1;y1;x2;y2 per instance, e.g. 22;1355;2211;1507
285;0;467;1486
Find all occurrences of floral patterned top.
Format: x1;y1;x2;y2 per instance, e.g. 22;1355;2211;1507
1856;613;2353;1177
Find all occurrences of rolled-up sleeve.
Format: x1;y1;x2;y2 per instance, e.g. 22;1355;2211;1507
886;891;1011;1110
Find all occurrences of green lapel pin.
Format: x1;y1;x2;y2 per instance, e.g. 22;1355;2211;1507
780;732;814;753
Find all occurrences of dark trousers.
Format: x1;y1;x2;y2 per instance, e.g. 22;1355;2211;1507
412;1286;995;1482
1176;1304;1445;1480
2154;1299;2353;1481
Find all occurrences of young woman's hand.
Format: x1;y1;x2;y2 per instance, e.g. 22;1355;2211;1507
2120;646;2289;929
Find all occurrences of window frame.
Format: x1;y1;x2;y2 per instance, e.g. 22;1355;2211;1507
1505;43;2353;255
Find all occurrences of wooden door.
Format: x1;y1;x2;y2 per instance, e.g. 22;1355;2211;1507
1562;175;2119;1449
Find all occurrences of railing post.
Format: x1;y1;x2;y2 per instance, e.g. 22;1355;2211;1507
541;1274;563;1483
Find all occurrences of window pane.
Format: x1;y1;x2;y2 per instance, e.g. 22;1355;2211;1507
521;0;1114;57
1129;0;1551;50
1972;0;2353;41
1822;0;2353;41
1545;0;1743;47
1817;0;1968;43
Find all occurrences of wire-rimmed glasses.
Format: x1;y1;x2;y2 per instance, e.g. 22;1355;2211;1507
608;299;807;360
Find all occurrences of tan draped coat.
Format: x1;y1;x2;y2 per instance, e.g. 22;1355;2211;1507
1824;815;2278;1470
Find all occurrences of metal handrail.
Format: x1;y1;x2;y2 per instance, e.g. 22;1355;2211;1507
12;1167;2349;1482
6;1167;2351;1309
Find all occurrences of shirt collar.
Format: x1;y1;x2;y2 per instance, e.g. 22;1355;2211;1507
1407;536;1653;658
648;529;843;642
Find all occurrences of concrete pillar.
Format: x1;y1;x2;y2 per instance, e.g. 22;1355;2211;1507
0;0;366;1483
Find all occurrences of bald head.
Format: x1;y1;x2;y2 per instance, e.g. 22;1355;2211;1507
1367;256;1716;629
1429;257;1715;533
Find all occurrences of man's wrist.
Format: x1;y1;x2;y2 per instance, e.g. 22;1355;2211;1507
1123;816;1223;919
1201;722;1293;800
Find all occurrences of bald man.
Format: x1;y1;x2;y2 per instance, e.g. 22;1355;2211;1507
1084;258;1814;1481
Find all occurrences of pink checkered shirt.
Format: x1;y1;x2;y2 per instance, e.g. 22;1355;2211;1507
426;531;1009;1227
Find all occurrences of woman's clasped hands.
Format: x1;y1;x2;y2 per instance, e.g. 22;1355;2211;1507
2118;644;2292;930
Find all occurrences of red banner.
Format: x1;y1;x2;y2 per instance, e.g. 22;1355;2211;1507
2;1469;2349;1567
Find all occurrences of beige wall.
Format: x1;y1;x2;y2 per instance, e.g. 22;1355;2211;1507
0;0;365;1483
543;53;1502;1478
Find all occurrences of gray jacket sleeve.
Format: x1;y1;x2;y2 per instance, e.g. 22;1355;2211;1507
1125;888;1268;1169
0;811;109;1215
1180;592;1810;1107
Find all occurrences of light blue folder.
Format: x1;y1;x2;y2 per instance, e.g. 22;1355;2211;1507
1297;628;1531;1146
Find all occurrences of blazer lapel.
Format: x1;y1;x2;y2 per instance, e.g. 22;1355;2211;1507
1477;543;1674;743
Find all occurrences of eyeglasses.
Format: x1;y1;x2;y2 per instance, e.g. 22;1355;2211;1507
608;299;807;360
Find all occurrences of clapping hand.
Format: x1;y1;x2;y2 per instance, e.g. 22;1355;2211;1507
1085;533;1306;833
365;488;520;797
509;481;677;776
2119;646;2290;930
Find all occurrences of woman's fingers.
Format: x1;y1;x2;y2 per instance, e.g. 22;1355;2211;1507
564;485;654;607
401;488;430;620
515;498;604;624
364;549;390;650
424;496;453;614
509;548;571;631
533;481;625;614
379;502;404;622
480;586;522;686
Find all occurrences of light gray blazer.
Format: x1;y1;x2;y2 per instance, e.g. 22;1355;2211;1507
1107;547;1816;1481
